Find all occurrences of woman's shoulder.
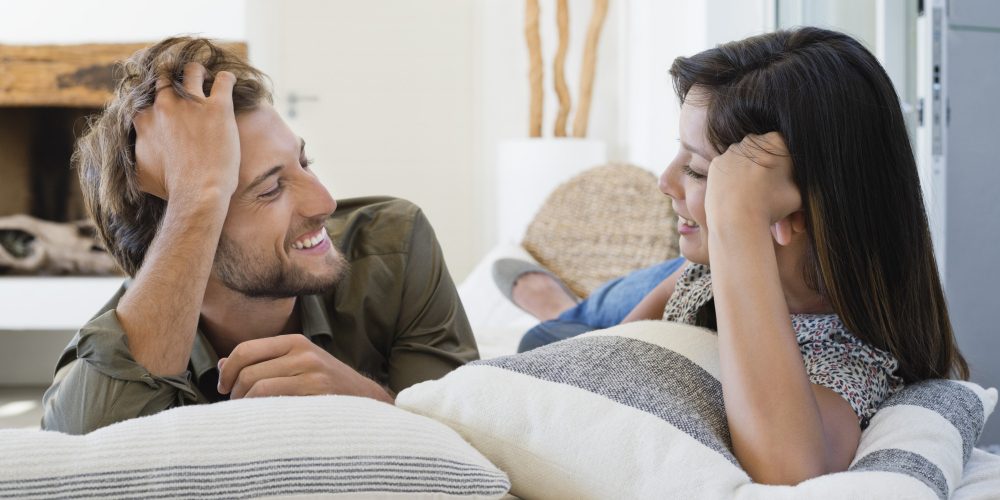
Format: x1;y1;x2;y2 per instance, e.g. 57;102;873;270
790;313;855;343
793;313;907;423
791;313;885;353
792;313;905;386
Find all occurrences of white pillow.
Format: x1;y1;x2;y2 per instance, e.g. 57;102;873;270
953;449;1000;500
457;241;539;359
0;396;510;499
397;321;997;500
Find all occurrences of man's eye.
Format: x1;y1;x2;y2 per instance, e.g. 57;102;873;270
260;183;282;198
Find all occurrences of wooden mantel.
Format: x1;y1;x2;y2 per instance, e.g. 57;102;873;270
0;42;248;108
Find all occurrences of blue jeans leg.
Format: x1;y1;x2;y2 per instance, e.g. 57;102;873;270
517;320;594;353
517;257;686;352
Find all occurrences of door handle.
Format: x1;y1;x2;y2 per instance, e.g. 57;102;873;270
287;92;320;119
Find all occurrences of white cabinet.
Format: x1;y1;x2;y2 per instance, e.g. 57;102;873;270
0;277;123;385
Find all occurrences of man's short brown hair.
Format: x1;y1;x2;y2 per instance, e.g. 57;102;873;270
75;37;272;276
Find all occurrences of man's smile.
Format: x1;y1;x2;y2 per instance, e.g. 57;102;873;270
291;227;329;251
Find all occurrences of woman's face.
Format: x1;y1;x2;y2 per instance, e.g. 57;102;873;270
660;96;714;265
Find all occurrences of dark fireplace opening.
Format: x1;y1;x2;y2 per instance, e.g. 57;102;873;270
0;41;244;276
0;106;121;275
0;107;96;222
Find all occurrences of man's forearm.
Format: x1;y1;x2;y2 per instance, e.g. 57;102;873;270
116;192;229;376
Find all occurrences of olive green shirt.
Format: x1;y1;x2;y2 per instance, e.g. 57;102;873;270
41;197;478;434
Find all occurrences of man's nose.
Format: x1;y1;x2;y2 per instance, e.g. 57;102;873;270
302;177;337;219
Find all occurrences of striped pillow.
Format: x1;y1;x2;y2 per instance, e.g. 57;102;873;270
397;321;997;500
0;395;510;499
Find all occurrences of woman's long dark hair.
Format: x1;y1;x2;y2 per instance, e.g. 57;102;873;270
671;27;968;382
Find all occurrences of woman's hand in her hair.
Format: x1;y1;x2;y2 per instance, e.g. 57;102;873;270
705;132;803;245
133;62;241;205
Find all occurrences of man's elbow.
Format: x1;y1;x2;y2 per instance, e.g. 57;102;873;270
40;360;173;435
41;387;110;435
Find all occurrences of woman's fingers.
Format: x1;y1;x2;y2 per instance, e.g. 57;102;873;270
771;211;806;246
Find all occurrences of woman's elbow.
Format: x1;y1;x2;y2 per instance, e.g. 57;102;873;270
739;449;844;486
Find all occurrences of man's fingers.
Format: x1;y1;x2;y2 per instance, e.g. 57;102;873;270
243;376;309;399
182;62;208;98
154;76;172;92
228;355;302;399
132;107;151;133
217;334;300;393
209;70;236;103
153;76;176;103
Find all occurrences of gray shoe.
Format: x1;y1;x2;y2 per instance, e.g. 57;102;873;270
492;258;581;307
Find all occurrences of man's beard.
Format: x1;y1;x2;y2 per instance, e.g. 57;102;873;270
213;233;349;299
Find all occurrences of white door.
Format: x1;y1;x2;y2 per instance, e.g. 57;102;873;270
245;0;480;279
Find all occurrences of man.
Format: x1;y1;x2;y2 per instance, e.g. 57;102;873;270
41;37;478;434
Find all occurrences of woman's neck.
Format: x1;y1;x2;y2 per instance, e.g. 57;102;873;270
775;242;834;315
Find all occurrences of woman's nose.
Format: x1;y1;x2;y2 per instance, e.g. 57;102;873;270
659;162;681;200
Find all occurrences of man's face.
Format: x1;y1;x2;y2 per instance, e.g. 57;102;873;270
213;103;347;298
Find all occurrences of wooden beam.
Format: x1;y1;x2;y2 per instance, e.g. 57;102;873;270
0;42;248;108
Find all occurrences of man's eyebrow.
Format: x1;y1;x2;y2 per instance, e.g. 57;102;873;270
243;139;305;195
680;139;711;160
244;165;284;194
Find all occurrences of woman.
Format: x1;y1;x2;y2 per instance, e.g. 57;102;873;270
633;27;969;484
504;27;969;485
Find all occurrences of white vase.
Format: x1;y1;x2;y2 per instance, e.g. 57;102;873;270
495;138;607;244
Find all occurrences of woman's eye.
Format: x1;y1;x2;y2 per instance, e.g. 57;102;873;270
300;157;314;169
682;165;706;180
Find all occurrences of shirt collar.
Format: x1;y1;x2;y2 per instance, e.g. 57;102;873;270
189;295;335;382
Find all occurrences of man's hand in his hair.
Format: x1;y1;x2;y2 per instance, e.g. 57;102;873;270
133;62;241;205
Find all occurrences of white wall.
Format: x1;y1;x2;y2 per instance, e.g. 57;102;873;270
0;0;244;43
474;0;625;252
624;0;771;178
245;0;480;280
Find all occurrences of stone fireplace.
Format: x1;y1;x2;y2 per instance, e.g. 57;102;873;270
0;41;246;276
0;43;151;220
0;42;151;276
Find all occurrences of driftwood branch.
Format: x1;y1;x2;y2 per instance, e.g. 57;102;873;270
572;0;609;138
553;0;571;137
525;0;544;137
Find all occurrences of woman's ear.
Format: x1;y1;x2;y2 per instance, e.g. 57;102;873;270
771;211;806;246
790;210;807;233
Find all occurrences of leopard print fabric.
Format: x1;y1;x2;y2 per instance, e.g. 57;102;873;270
662;263;904;425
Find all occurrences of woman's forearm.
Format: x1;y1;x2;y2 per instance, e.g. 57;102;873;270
622;262;688;323
708;213;828;484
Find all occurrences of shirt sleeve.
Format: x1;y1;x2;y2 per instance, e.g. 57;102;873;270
800;335;901;426
41;307;200;435
387;207;479;394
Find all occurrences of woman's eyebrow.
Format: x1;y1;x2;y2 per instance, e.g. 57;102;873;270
680;139;710;160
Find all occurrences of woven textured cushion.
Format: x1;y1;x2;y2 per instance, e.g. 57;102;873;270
0;396;510;499
397;321;997;500
522;163;678;298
